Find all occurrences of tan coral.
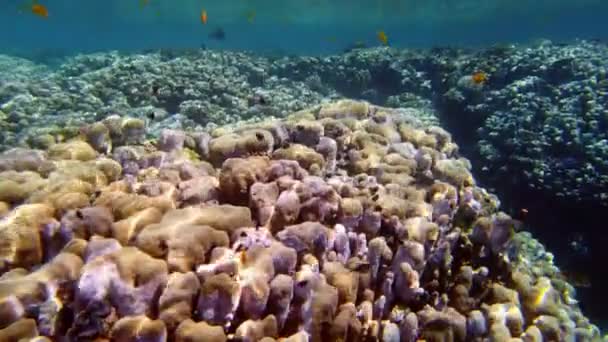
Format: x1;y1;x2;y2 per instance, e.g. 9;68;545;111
81;121;111;153
287;108;318;121
375;193;408;220
111;207;164;245
45;160;110;189
0;252;83;328
402;216;439;244
77;246;168;317
322;261;359;304
433;158;474;187
175;319;227;342
364;116;401;143
94;158;123;183
0;171;47;203
158;272;200;331
0;148;49;173
417;305;467;342
135;212;229;272
60;206;114;240
272;144;325;175
310;281;339;342
318;99;370;120
144;205;254;238
219;156;271;205
0;203;57;269
110;315;167;342
399;124;437;149
234;315;279;341
521;276;562;317
485;302;525;337
93;188;176;220
196;273;241;326
286;119;324;146
0;201;9;216
120;118;146;144
0;318;39;341
0;99;597;341
329;303;362;342
56;236;87;256
47;140;98;161
208;129;274;166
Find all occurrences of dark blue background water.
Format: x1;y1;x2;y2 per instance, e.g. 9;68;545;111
1;0;607;56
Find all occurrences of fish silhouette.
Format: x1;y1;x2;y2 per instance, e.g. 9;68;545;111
208;27;226;41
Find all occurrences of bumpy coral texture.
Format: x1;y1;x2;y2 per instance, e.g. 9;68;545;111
0;100;599;341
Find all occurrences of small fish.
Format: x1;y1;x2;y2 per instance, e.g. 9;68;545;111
325;36;337;43
151;84;159;96
343;40;368;53
569;233;590;257
208;27;226;41
200;9;208;25
139;0;149;8
31;3;48;18
245;9;256;23
471;71;488;85
377;30;389;46
255;94;268;105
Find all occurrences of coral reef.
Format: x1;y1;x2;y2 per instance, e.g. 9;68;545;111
0;50;341;151
0;100;600;341
3;41;608;207
438;40;608;204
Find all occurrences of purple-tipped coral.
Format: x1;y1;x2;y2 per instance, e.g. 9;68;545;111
0;100;599;341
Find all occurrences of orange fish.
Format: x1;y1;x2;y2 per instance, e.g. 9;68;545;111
377;30;388;46
31;3;48;18
200;9;208;24
472;71;488;85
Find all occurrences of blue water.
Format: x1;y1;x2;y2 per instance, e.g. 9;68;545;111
1;0;607;56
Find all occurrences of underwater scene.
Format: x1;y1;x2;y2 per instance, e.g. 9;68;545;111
1;0;608;340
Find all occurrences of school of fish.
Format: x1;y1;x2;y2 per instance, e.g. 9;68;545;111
22;1;398;48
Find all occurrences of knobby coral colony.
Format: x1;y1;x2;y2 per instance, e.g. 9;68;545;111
0;100;601;341
4;41;608;206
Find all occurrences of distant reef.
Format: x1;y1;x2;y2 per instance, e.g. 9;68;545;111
2;40;607;207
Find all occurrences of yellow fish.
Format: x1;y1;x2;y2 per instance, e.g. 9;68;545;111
377;30;389;46
471;71;488;85
245;9;256;23
31;3;48;18
18;0;48;17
